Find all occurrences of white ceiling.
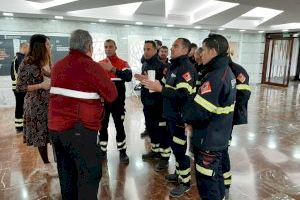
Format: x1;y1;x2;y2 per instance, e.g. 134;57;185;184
1;0;300;32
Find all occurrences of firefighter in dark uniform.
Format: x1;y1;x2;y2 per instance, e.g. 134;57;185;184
141;38;197;197
10;42;29;133
98;39;132;164
135;40;170;171
222;55;251;198
194;47;206;90
182;34;236;200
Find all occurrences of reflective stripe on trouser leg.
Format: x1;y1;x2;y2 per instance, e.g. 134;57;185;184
178;167;191;184
100;141;108;152
117;139;127;151
160;147;171;158
151;143;160;153
223;171;232;186
15;118;23;128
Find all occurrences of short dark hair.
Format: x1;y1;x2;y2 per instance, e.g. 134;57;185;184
154;39;162;47
145;40;157;49
105;39;116;46
203;33;229;56
190;43;198;49
177;38;191;54
160;45;168;50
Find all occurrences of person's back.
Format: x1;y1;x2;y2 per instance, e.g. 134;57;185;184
48;29;117;200
49;49;117;131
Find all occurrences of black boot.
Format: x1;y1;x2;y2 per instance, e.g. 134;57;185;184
155;159;169;172
142;151;160;161
140;129;149;138
120;150;129;164
100;149;107;161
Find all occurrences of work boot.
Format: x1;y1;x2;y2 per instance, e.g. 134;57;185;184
169;184;191;198
142;151;160;161
165;173;178;183
100;150;107;161
155;159;169;172
120;151;129;164
140;129;149;138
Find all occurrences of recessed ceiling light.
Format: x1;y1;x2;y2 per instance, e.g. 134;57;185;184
258;30;265;33
218;27;225;31
3;12;13;17
90;22;96;25
194;26;201;29
282;29;289;32
55;16;63;20
239;29;246;32
98;19;107;23
167;24;174;27
135;21;143;25
153;27;159;29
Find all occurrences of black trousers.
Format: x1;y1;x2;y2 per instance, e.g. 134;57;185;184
50;123;102;200
194;148;224;200
167;121;191;185
100;100;126;152
13;91;26;131
221;126;233;188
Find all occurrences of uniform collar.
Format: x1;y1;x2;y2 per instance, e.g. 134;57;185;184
145;54;159;64
204;55;229;71
107;54;119;62
170;55;189;66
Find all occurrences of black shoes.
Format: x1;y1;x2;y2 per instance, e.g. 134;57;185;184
120;151;129;164
169;184;191;198
140;130;149;138
165;173;178;183
142;151;160;161
100;150;107;161
155;159;169;172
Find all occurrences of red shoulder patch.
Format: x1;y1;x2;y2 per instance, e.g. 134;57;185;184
182;72;192;82
237;73;246;83
201;81;212;95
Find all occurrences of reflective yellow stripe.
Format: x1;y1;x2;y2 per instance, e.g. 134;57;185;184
117;140;126;146
196;164;213;176
15;119;23;122
179;168;191;176
159;122;166;126
100;146;107;151
173;136;186;145
165;84;176;90
194;94;235;114
236;84;251;91
118;145;127;150
160;147;171;153
224;179;232;185
196;80;201;85
162;78;166;84
223;172;231;179
176;82;196;94
152;148;160;152
175;162;179;167
161;153;171;157
15;123;23;127
100;141;108;146
179;175;191;183
12;80;16;84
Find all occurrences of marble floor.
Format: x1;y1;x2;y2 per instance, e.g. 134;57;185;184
1;83;300;200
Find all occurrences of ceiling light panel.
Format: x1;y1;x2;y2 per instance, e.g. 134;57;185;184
241;7;283;25
28;0;79;9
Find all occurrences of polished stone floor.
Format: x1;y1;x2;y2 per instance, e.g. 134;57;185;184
1;83;300;200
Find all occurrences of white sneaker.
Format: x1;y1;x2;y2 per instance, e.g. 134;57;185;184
44;163;58;176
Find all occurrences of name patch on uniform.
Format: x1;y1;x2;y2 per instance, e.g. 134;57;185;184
182;72;192;82
201;81;211;95
237;73;246;83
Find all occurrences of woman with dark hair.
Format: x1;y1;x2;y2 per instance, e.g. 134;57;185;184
16;34;56;175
